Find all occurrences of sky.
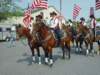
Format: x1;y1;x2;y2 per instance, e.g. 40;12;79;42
15;0;100;20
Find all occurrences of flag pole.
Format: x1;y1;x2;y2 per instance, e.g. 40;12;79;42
60;0;62;16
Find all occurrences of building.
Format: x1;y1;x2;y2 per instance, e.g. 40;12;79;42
31;6;61;20
0;6;66;25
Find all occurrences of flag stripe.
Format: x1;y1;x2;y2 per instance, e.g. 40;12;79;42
96;0;100;10
36;1;48;9
31;0;48;9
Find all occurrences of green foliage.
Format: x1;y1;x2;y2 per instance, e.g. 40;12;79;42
0;12;23;21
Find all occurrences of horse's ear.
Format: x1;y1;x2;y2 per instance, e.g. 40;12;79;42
16;24;22;29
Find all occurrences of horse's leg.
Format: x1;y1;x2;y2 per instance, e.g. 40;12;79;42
71;37;74;47
85;40;89;55
44;48;49;64
98;45;100;55
90;42;94;56
79;37;84;52
66;44;71;59
49;47;53;66
31;48;35;63
28;42;35;63
68;46;71;59
75;39;79;52
72;35;76;47
61;45;65;59
97;40;100;55
37;47;41;64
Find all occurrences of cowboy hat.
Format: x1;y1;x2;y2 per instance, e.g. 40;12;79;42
80;17;85;21
50;11;57;15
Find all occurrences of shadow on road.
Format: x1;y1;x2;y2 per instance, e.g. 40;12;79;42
16;53;62;66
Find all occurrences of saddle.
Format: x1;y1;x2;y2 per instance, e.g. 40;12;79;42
51;29;65;40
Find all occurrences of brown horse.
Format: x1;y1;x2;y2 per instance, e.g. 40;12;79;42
75;24;95;55
33;22;72;66
78;25;100;55
73;24;85;52
16;24;42;64
61;24;72;59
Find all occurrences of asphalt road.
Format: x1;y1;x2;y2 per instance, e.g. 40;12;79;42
0;41;100;75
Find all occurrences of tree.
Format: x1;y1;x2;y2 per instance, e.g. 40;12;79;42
0;0;13;12
96;18;100;22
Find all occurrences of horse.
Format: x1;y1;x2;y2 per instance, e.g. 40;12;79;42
75;24;85;52
80;25;100;56
75;24;96;55
95;26;100;55
33;22;72;66
61;24;72;59
16;24;42;64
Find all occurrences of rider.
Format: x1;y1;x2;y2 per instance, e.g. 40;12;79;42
80;17;86;27
49;11;64;46
35;15;43;23
40;12;46;24
90;15;97;40
78;17;86;44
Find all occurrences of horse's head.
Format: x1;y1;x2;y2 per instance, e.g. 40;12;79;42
16;24;30;39
34;22;48;32
33;22;50;40
61;24;71;32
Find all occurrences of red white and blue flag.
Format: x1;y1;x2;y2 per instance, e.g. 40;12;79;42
23;5;32;27
23;15;32;27
23;0;48;27
31;0;48;9
73;4;81;20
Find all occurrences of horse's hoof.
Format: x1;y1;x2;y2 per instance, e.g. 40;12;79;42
91;50;95;56
45;62;48;65
97;51;100;55
32;61;36;64
66;55;70;60
38;62;42;65
86;49;89;55
49;64;53;67
49;59;53;65
38;57;41;64
32;56;35;61
62;56;65;59
45;58;48;65
76;48;79;52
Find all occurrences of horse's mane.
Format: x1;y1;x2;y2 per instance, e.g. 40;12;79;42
82;26;90;33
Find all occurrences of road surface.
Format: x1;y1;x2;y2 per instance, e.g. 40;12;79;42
0;41;100;75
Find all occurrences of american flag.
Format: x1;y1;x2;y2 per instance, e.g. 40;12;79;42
24;8;32;17
73;4;81;20
96;0;100;10
31;0;48;9
23;15;32;27
23;8;32;27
